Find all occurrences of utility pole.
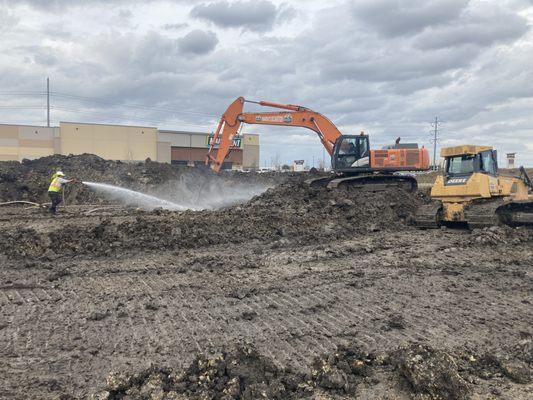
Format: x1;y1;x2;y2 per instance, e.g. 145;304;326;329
430;116;441;170
46;77;50;127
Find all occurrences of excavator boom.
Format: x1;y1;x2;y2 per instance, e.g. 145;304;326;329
206;97;342;172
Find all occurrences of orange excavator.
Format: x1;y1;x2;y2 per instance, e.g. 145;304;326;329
206;97;430;190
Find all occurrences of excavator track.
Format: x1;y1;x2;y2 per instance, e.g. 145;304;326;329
414;202;442;229
306;174;418;192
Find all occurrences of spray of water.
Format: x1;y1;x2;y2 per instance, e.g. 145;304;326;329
154;176;271;210
83;172;272;211
82;182;192;211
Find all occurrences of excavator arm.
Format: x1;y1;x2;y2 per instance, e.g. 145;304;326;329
206;97;343;172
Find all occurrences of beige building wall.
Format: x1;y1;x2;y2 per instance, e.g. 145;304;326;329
0;124;58;161
0;124;259;166
157;141;171;163
158;131;209;147
243;133;260;169
60;122;157;161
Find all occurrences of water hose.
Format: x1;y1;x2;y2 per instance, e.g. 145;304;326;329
0;201;42;207
85;205;124;214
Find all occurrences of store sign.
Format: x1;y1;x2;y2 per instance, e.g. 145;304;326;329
207;135;242;149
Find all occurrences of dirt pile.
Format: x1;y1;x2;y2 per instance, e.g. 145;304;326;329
394;344;471;400
95;345;309;400
311;344;375;394
93;344;382;400
0;153;282;205
468;226;533;245
93;343;533;399
0;154;179;204
465;353;532;385
0;182;421;258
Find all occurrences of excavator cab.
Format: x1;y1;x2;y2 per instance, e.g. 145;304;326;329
331;135;370;172
331;134;429;176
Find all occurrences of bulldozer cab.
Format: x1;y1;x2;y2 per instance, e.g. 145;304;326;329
443;146;498;184
331;135;370;171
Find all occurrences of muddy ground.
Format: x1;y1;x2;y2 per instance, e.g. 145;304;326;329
0;157;532;399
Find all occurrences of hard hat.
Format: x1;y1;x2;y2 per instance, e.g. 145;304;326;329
56;171;65;177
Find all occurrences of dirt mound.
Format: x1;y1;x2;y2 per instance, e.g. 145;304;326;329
95;344;379;399
0;153;282;205
311;344;375;394
468;226;533;245
465;353;532;384
394;344;471;400
97;345;309;400
92;342;533;399
0;154;176;204
0;181;421;258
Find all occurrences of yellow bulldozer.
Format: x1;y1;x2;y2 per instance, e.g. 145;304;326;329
416;145;533;228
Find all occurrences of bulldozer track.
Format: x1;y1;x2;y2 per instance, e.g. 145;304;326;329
465;198;504;229
414;202;442;228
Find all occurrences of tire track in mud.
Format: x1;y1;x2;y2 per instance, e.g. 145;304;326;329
5;271;524;371
1;233;532;399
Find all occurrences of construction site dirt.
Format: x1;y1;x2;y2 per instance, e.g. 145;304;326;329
0;156;532;399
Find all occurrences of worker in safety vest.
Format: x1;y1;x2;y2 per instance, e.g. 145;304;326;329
48;171;78;215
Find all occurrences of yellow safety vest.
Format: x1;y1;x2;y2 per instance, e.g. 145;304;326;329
48;177;62;193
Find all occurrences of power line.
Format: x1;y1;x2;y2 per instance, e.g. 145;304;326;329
50;91;218;118
0;106;46;109
0;92;46;95
0;89;219;118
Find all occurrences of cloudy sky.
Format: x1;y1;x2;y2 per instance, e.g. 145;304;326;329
1;0;533;167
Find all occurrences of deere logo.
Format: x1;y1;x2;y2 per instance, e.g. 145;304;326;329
448;178;467;184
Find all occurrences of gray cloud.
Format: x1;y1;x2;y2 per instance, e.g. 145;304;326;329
0;8;19;33
8;45;60;67
352;0;469;37
117;9;133;19
163;22;189;30
34;49;59;66
276;2;298;24
190;0;294;32
319;45;478;83
177;29;218;54
40;24;75;39
1;0;533;165
414;6;529;49
3;0;204;13
4;0;129;12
